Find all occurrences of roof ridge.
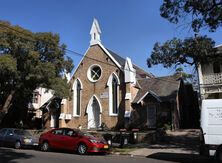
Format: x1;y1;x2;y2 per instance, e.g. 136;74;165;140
105;48;154;78
138;74;177;80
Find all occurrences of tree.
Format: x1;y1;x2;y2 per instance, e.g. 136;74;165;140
147;1;222;71
147;35;220;69
0;21;74;126
160;0;222;32
174;67;193;83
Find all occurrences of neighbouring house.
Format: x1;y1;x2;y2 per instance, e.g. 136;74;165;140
198;45;222;100
131;76;199;129
28;87;54;128
56;19;198;131
30;87;54;118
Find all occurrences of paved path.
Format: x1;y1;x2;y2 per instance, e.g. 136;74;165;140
129;129;200;157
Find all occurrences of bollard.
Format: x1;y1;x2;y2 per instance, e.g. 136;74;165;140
119;129;129;148
131;128;139;144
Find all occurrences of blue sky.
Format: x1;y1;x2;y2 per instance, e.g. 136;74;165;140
1;0;222;76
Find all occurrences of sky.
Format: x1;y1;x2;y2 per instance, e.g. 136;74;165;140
1;0;222;77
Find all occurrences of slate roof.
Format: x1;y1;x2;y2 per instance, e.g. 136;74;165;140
106;48;154;79
133;75;181;103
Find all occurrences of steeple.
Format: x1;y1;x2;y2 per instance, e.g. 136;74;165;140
90;18;101;46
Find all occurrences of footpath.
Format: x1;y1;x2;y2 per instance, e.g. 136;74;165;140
128;129;200;156
111;129;212;162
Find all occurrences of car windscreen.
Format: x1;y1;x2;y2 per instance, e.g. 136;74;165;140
14;130;32;136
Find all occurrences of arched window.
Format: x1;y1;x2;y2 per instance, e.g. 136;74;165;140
107;73;120;116
112;77;118;114
73;79;83;117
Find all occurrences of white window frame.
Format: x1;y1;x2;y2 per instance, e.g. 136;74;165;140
87;64;103;82
72;78;83;117
32;92;39;104
107;73;120;116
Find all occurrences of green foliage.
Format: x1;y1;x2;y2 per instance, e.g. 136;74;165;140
162;122;171;130
157;121;171;130
147;35;219;68
0;20;74;125
160;0;222;32
174;67;193;83
0;55;17;73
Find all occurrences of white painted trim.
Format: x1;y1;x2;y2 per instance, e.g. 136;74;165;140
90;18;101;34
87;64;103;83
72;79;83;117
107;72;120;86
137;91;162;104
137;91;149;104
97;42;122;68
86;95;102;129
90;18;101;46
72;78;83;90
68;47;91;83
86;95;103;113
107;73;120;116
69;42;122;83
50;114;56;128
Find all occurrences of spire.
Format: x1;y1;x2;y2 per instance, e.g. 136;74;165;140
90;18;101;46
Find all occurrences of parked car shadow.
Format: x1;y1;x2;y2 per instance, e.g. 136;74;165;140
0;148;33;163
146;152;216;163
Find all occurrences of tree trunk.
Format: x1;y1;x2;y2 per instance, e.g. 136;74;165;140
0;90;15;124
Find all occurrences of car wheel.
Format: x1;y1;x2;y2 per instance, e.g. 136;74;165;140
41;141;50;152
77;143;87;155
15;141;21;149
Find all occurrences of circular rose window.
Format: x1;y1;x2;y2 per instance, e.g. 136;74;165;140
87;65;102;82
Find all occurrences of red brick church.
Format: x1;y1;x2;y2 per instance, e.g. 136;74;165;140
53;19;198;130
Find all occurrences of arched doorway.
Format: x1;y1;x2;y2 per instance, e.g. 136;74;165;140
86;96;102;129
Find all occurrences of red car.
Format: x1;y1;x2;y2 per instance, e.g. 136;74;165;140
39;128;109;154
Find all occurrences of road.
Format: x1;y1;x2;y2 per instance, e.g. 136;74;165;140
0;147;215;163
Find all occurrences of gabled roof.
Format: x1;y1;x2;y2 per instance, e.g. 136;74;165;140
70;43;154;82
106;48;154;79
133;75;181;103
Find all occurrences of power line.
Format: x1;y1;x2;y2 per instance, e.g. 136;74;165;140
0;22;180;84
0;22;123;69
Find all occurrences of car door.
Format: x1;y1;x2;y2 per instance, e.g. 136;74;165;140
0;128;8;146
4;129;16;147
50;129;65;149
63;129;79;150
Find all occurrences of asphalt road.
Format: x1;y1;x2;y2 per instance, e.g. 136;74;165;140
0;147;216;163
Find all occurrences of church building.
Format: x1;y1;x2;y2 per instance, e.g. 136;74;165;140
58;19;198;130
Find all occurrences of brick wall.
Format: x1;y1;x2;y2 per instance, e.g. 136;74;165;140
61;45;126;129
